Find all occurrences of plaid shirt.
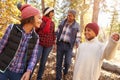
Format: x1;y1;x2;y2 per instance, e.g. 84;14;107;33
59;23;71;42
0;24;39;73
59;22;80;44
36;21;55;47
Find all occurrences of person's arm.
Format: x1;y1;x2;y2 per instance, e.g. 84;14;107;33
55;24;61;36
55;20;65;36
75;24;81;48
27;39;39;72
102;33;120;60
0;24;13;54
75;32;81;48
52;22;56;41
21;39;39;80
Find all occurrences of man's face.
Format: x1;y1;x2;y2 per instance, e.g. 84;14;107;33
67;12;75;23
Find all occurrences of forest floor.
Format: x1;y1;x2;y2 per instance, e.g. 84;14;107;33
31;50;120;80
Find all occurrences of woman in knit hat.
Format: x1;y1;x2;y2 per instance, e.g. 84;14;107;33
0;4;42;80
35;7;55;80
73;22;120;80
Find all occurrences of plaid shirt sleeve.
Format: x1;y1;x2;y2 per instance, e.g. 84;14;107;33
27;39;39;72
0;24;13;54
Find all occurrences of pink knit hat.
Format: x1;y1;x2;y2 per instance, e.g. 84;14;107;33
20;4;40;19
85;22;99;36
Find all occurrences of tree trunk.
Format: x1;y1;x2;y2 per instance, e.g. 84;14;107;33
102;61;120;74
53;0;56;7
92;0;101;23
80;12;84;34
41;0;45;12
24;0;28;4
79;0;89;39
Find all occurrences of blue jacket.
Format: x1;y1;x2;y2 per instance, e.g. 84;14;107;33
56;19;80;48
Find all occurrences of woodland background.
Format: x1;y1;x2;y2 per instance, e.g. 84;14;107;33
0;0;120;80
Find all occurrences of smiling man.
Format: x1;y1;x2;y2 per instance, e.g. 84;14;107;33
56;9;80;80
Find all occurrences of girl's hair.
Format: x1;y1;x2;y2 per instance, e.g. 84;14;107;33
20;16;34;26
43;7;54;17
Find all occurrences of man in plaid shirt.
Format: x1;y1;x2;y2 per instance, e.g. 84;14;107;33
56;9;80;80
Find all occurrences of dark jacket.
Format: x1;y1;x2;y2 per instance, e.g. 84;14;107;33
56;19;80;48
0;24;38;72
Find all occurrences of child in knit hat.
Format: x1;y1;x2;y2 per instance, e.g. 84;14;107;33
73;22;120;80
35;7;56;80
0;4;42;80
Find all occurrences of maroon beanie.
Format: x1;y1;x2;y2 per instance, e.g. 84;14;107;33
20;4;40;19
85;22;99;36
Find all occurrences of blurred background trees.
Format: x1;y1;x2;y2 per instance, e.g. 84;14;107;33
0;0;24;38
0;0;120;40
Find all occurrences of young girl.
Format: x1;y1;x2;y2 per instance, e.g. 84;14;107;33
35;7;55;80
0;4;42;80
73;22;120;80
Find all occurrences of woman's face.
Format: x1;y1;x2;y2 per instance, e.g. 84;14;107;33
34;14;42;28
49;11;54;19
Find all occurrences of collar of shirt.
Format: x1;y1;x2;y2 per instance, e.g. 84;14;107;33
65;22;73;28
22;28;34;39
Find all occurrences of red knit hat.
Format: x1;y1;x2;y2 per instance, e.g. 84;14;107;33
85;22;99;36
20;4;40;19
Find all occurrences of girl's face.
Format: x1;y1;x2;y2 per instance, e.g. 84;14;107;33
49;11;54;19
84;27;96;40
34;14;42;28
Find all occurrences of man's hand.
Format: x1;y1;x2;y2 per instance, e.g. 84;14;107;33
21;70;31;80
